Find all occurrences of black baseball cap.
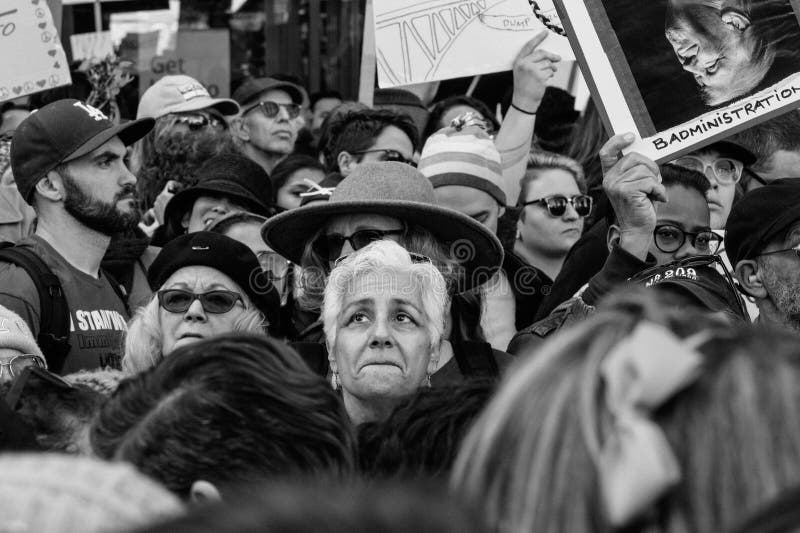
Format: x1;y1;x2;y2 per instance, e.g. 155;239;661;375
630;259;748;321
232;77;305;108
10;99;154;202
148;231;280;328
163;153;275;230
726;178;800;265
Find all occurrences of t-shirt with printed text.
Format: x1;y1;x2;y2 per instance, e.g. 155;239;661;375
0;235;129;373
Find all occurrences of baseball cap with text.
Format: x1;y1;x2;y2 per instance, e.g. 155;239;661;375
10;99;154;202
137;75;240;120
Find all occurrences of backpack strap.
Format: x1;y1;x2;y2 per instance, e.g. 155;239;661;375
100;268;131;317
0;244;70;374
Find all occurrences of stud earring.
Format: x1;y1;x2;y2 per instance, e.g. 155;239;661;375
331;371;340;390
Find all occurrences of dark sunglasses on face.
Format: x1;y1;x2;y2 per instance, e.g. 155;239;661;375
0;354;47;380
653;225;723;255
315;228;405;262
174;112;227;130
351;149;417;167
519;194;593;217
243;101;302;119
157;289;244;314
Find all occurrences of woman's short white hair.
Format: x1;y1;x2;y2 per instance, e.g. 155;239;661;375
321;240;449;351
122;290;267;375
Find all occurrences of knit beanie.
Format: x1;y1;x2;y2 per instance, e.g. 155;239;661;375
0;304;43;358
418;114;506;206
0;453;184;533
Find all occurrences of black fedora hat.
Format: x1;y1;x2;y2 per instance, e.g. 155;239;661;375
163;153;274;230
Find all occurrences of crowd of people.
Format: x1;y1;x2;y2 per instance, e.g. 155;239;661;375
2;26;800;533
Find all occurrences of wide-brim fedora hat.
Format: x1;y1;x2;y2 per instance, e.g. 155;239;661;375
261;161;504;291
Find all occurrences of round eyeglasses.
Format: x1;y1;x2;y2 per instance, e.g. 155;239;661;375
242;101;302;119
653;225;723;255
671;155;743;185
0;354;47;380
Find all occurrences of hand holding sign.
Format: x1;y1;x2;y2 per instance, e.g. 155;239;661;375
0;0;70;102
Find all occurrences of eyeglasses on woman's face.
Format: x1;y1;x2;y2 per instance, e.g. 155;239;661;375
173;112;228;131
671;155;743;185
316;228;406;262
157;289;244;314
518;194;593;218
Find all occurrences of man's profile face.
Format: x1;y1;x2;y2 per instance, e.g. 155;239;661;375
756;221;800;331
240;89;298;156
665;3;769;105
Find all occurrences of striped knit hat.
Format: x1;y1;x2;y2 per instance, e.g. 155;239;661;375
418;113;506;206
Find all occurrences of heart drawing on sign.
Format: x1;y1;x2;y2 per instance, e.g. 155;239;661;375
31;0;40;4
48;49;56;56
36;80;46;88
53;62;60;68
38;22;46;29
12;86;22;95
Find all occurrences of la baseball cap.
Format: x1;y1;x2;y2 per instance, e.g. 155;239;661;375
10;99;154;202
137;75;240;120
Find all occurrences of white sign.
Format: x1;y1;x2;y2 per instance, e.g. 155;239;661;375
70;31;114;61
0;0;71;102
138;29;231;98
374;0;574;88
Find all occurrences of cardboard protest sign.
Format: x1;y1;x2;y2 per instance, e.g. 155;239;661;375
138;29;230;98
374;0;574;88
554;0;800;162
0;0;71;102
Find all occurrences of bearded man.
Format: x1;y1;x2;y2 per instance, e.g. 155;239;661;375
0;99;153;373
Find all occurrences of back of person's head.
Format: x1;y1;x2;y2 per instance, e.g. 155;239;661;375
358;380;495;480
134;480;487;533
0;453;182;533
732;110;800;175
452;289;800;533
269;153;325;201
321;108;419;173
92;334;356;498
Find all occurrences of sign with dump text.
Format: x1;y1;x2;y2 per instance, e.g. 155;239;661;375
0;0;71;102
374;0;574;87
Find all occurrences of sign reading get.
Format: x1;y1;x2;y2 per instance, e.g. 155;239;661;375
139;29;230;98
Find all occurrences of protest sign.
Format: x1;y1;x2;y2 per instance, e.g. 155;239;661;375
138;29;230;98
374;0;574;88
0;0;71;102
70;31;114;61
554;0;800;162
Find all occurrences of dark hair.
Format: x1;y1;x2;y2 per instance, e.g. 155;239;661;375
423;96;500;142
134;481;488;533
564;98;608;194
310;90;344;112
0;380;104;453
269;154;325;202
358;380;495;479
605;164;711;227
320;109;419;173
732;110;800;171
91;334;356;497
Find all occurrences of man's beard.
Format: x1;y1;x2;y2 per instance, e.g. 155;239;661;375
62;173;141;235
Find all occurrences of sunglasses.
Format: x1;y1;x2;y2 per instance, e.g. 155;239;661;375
174;112;227;130
350;149;417;167
755;243;800;259
157;289;244;314
519;194;593;217
671;156;743;184
243;101;302;119
257;251;292;281
628;254;748;320
0;354;47;380
653;224;723;255
334;250;432;268
315;228;405;262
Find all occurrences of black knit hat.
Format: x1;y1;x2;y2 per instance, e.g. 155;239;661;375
725;178;800;266
148;232;280;327
163;153;274;230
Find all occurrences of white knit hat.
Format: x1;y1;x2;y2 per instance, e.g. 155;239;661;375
0;453;184;533
418;113;506;206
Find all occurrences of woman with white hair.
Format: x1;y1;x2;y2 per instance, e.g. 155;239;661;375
122;232;279;374
322;240;449;425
